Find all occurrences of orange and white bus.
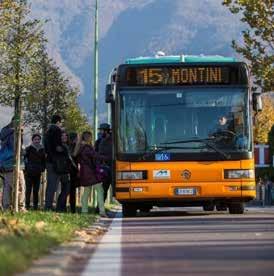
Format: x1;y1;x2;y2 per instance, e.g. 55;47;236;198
106;55;261;216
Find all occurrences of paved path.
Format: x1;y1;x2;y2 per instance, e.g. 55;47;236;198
82;207;274;276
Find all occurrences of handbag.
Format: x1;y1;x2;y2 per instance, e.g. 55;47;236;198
94;163;108;182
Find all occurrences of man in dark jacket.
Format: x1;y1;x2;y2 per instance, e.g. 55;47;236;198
44;114;67;210
95;123;113;202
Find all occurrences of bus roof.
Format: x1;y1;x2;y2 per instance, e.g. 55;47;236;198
125;55;237;64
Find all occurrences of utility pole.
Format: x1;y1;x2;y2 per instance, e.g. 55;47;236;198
93;0;99;143
92;0;99;207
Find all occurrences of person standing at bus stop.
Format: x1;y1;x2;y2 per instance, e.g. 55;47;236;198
74;131;107;217
95;123;113;203
68;132;79;213
24;133;46;210
0;117;25;211
44;114;66;210
265;177;273;206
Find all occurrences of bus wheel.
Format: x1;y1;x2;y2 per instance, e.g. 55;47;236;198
229;202;244;214
122;204;137;217
203;203;215;211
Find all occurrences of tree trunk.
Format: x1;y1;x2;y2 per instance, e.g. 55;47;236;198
42;55;48;138
13;96;22;212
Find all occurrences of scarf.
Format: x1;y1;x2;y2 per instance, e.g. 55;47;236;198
31;143;43;151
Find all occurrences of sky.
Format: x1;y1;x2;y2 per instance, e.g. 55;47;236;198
0;0;244;129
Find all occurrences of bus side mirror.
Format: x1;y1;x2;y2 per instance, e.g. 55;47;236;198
252;93;263;112
105;84;114;103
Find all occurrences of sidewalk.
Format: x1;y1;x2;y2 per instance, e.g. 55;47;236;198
19;208;120;276
246;200;274;207
246;206;274;213
20;219;110;276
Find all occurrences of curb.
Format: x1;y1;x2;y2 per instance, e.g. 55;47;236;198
19;212;116;276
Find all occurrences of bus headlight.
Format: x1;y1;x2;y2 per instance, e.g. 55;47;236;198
224;169;255;179
117;171;147;180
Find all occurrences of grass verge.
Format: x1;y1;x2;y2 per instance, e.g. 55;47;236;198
0;210;96;275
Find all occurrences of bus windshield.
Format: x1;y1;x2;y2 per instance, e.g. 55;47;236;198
118;87;251;154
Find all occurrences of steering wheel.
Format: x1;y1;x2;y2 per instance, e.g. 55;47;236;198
211;130;237;141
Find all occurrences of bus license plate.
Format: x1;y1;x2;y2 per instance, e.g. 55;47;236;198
175;188;196;196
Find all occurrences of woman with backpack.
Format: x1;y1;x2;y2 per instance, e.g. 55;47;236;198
74;131;107;217
1;117;26;211
24;134;46;210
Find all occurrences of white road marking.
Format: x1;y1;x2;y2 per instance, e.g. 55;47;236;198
82;213;122;276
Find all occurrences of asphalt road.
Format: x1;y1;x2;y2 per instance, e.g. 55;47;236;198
82;207;274;276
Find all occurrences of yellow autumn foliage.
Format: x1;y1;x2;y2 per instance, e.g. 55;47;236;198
254;94;274;144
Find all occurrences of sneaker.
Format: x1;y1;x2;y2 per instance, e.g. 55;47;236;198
19;208;28;213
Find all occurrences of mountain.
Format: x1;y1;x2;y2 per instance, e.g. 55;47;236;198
99;0;243;83
0;0;244;128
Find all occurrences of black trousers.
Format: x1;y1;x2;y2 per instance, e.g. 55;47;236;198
103;174;113;202
69;173;77;213
56;174;70;212
25;173;41;209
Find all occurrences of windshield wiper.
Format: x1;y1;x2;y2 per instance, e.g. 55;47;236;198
161;138;231;160
161;138;213;145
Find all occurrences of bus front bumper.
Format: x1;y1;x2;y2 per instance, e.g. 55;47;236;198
115;181;256;205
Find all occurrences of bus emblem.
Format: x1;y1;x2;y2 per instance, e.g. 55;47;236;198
182;170;191;180
153;170;171;179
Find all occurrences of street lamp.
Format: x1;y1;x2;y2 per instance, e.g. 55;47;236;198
91;0;99;207
93;0;99;143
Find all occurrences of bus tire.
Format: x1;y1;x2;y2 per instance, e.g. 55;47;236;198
203;203;215;211
229;202;244;214
122;204;137;217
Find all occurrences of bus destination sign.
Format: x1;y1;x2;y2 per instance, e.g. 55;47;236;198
123;65;246;86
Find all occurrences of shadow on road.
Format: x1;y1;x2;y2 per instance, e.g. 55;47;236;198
139;210;209;217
